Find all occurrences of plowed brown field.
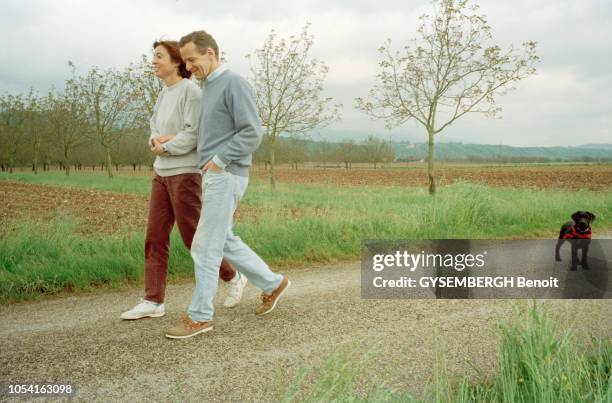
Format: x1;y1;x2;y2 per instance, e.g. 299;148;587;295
1;182;149;235
0;182;301;235
250;164;612;190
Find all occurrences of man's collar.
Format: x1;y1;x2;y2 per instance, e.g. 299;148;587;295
206;64;228;83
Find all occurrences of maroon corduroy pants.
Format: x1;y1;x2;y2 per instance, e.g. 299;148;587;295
144;173;236;303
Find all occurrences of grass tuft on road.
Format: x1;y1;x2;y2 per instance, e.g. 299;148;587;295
280;302;612;402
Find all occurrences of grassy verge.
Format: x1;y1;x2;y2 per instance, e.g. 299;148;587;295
0;216;193;303
1;172;611;303
279;302;612;402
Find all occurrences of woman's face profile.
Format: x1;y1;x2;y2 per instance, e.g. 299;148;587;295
152;45;178;79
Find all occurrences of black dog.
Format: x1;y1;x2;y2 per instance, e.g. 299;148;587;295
555;211;595;271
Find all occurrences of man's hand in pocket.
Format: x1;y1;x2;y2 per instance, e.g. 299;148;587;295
203;159;223;173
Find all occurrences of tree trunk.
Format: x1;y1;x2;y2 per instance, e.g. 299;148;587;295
269;145;276;189
105;148;113;178
64;148;71;176
428;129;435;195
32;139;41;174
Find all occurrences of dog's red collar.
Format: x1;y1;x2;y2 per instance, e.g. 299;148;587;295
563;226;592;239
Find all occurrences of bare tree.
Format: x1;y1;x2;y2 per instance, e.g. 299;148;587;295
362;136;395;168
113;130;154;171
247;23;342;187
20;89;47;174
46;81;88;175
282;136;309;170
356;0;538;194
0;93;27;173
253;134;272;171
337;139;359;169
69;62;139;177
312;139;336;168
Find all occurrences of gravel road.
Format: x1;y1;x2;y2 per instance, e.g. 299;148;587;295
1;258;611;402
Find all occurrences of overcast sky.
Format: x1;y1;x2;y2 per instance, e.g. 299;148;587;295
1;0;610;146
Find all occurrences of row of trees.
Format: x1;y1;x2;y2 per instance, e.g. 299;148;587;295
0;57;162;177
1;0;538;194
0;128;394;173
255;136;395;169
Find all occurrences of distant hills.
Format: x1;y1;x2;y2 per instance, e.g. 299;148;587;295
389;142;612;162
574;144;612;150
273;136;612;163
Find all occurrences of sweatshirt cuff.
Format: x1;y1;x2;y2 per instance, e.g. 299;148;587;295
212;155;228;169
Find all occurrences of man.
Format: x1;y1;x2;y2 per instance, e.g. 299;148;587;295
165;30;290;339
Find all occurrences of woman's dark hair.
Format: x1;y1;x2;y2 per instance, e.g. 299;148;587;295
153;40;191;79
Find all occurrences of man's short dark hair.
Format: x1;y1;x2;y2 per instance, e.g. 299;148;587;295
179;30;219;60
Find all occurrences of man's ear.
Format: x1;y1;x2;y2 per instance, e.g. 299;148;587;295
571;211;582;222
208;47;219;61
586;211;596;222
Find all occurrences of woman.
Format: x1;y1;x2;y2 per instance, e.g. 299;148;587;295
121;40;247;320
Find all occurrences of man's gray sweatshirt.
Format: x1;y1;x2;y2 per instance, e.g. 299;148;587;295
198;66;263;177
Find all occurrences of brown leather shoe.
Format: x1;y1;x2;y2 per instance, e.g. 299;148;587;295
255;276;291;315
165;314;213;339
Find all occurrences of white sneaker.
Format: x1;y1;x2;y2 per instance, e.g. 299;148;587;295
120;299;165;320
223;273;248;308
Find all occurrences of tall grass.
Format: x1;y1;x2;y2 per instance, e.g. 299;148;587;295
426;302;612;402
280;303;612;402
0;216;193;303
236;181;611;264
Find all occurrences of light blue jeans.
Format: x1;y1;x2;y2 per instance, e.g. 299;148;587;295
188;170;283;322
